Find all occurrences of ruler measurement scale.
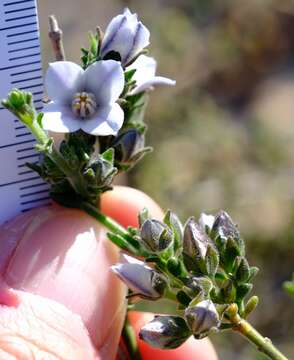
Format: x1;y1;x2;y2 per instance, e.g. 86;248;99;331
0;0;50;224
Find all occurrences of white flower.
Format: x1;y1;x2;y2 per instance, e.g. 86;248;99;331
111;253;167;299
101;8;150;66
128;55;176;95
42;60;125;136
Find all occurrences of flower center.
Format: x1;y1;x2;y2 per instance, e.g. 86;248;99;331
72;92;97;119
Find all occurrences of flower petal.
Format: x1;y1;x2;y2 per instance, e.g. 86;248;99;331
131;76;176;95
128;55;176;94
128;55;157;85
84;60;124;105
120;253;147;266
45;61;84;104
42;102;81;133
81;103;124;136
124;22;150;65
111;262;156;297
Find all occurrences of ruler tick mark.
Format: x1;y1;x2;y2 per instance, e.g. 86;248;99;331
20;182;48;190
17;153;39;160
21;196;51;205
11;67;41;76
11;75;42;84
9;45;40;53
0;60;40;71
7;29;38;38
19;83;43;90
0;21;37;32
4;6;35;14
8;36;38;45
5;14;36;22
9;52;41;61
4;0;35;7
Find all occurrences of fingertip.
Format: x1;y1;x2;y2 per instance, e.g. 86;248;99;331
101;186;163;228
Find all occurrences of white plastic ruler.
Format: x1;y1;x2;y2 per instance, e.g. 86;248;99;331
0;0;50;224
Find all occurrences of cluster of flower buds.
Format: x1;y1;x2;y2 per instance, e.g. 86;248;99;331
2;9;175;206
111;209;259;348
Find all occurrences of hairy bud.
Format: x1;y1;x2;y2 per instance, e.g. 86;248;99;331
184;300;220;338
139;316;191;349
140;219;174;252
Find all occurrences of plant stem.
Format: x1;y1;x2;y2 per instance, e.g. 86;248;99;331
80;201;140;252
48;15;66;61
122;315;142;360
227;305;288;360
29;120;90;198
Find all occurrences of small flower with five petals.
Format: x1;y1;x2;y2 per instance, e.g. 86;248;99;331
42;60;125;136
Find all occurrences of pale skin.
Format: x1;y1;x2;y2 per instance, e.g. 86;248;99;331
0;186;218;360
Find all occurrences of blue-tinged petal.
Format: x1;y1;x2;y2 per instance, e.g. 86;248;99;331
42;102;81;133
81;103;124;136
132;76;176;95
124;22;150;65
128;55;157;85
84;60;124;105
45;61;84;104
101;13;134;57
128;55;176;94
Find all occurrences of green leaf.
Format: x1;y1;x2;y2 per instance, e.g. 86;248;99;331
163;210;183;253
243;295;259;318
107;232;131;252
221;280;236;303
101;147;114;163
176;290;191;306
138;207;150;227
236;283;253;301
167;257;182;276
205;245;219;277
222;237;240;272
125;69;136;82
36;112;44;128
248;266;259;281
235;257;250;285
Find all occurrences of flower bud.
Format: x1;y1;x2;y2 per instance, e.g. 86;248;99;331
2;89;35;125
212;211;239;240
139;316;191;349
140;219;173;252
112;129;151;170
111;253;167;299
85;148;117;188
183;217;216;273
101;8;150;66
212;211;245;256
184;300;220;338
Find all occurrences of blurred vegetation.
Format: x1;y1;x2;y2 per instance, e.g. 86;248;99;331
39;0;294;358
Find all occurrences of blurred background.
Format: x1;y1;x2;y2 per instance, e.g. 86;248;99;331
39;1;294;358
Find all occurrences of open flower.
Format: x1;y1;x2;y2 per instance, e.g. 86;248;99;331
42;60;125;136
128;55;176;95
101;8;150;66
111;253;167;299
